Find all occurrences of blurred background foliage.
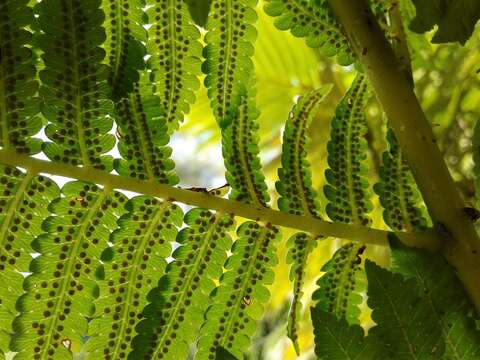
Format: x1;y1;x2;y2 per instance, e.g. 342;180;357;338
169;1;480;358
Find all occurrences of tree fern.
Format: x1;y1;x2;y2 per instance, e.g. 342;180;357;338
38;0;114;171
264;0;354;65
0;0;479;358
100;0;147;99
313;74;372;324
276;86;331;353
203;0;258;127
145;0;202;131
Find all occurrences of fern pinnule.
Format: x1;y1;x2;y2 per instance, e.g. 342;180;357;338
264;0;354;66
131;209;235;360
312;243;366;324
203;0;258;128
101;0;147;99
86;196;183;360
0;167;59;358
0;0;42;155
375;129;428;232
114;73;178;185
314;74;372;324
38;0;115;171
222;92;269;207
12;182;127;359
196;222;280;359
276;86;331;353
145;0;202;131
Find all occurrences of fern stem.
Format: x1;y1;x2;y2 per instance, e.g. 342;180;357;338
327;0;480;311
0;150;440;250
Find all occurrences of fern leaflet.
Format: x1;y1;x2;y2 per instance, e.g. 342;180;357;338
0;167;58;358
365;260;445;359
203;0;258;127
114;73;178;185
276;86;331;353
264;0;354;65
314;74;372;324
196;222;280;359
312;243;366;324
101;0;147;98
145;0;202;131
375;129;428;232
38;0;115;170
222;93;269;207
311;307;384;359
0;0;42;155
390;238;480;359
86;196;182;359
12;182;127;359
131;209;234;359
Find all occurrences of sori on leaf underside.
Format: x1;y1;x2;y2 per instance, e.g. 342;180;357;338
0;0;479;359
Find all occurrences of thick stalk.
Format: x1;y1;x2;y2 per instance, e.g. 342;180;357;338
0;149;439;249
327;0;480;311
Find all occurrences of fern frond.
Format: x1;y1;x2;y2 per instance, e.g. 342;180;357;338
264;0;354;66
313;74;372;324
131;209;235;360
0;166;59;357
0;0;42;154
145;0;202;131
12;182;127;359
101;0;147;98
203;0;258;127
222;93;269;207
276;87;331;353
86;196;183;359
38;0;115;170
374;129;428;232
196;222;280;359
114;73;178;184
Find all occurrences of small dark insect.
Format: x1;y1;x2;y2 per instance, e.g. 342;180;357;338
476;68;480;74
362;47;368;55
185;186;208;193
463;207;480;222
242;296;251;306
